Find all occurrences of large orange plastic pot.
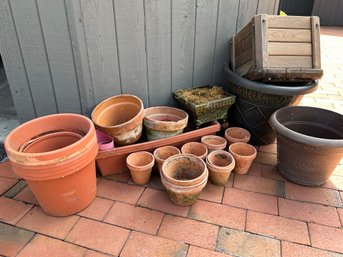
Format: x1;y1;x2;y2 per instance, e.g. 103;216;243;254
5;114;98;216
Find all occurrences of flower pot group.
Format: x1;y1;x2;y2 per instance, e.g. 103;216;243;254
5;114;98;216
269;106;343;186
161;154;208;205
144;106;188;141
91;94;144;146
126;151;155;185
206;150;235;186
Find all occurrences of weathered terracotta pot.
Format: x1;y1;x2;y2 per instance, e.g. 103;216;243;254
126;151;155;185
181;142;208;160
161;154;208;205
153;146;180;173
229;142;257;174
201;135;227;153
5;114;98;216
144;106;188;141
269;106;343;186
91;94;144;146
206;150;235;186
225;127;250;146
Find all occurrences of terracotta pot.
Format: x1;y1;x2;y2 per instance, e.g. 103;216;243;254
96;130;114;151
96;121;220;176
201;135;227;153
91;94;144;146
144;106;188;141
126;151;154;185
153;146;180;173
5;114;98;216
225;127;250;146
206;150;235;186
161;154;208;205
269;106;343;186
229;142;257;174
181;142;208;160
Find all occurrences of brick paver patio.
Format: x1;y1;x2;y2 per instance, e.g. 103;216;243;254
0;26;342;257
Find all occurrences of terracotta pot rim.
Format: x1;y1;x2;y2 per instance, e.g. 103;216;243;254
161;168;208;190
229;142;257;158
153;146;180;162
225;127;250;140
269;106;343;147
126;151;155;170
91;94;144;130
161;153;207;185
5;113;94;160
181;142;208;159
206;150;235;170
201;135;227;148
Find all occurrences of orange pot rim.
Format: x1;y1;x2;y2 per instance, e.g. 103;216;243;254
181;142;208;159
228;142;257;159
153;146;181;162
201;135;227;149
206;150;235;170
126;151;155;171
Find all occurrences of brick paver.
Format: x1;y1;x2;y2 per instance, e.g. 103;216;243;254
158;215;218;250
121;231;188;257
216;227;281;257
0;26;342;257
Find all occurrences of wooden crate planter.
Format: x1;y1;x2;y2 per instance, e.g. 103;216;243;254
231;15;323;82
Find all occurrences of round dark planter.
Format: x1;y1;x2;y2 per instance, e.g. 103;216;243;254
223;64;318;145
269;106;343;186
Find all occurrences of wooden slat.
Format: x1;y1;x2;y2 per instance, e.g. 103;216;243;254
145;0;171;106
236;0;258;32
192;0;219;86
269;56;312;68
114;0;148;106
235;48;253;68
81;0;121;103
213;0;239;83
269;42;312;56
65;0;95;115
171;0;196;92
235;32;253;57
268;16;311;29
268;29;312;42
311;16;321;68
0;0;36;122
37;0;81;113
11;0;58;116
254;14;269;69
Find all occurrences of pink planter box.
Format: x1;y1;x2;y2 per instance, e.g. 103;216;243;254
96;122;220;176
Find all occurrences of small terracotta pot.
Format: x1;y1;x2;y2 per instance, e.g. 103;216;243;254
161;154;208;205
91;94;144;146
144;106;188;141
126;151;155;185
201;135;227;153
206;150;235;186
96;130;114;151
229;142;257;174
181;142;208;160
225;127;250;146
153;146;180;173
5;114;98;216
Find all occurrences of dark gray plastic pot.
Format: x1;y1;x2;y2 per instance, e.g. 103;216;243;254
223;64;318;145
269;106;343;186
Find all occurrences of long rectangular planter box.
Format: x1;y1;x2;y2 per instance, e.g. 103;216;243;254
96;121;220;176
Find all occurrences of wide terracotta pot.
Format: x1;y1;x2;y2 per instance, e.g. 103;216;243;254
144;106;188;141
206;150;235;186
181;142;208;160
126;151;155;185
201;135;227;153
5;114;98;216
153;146;180;173
269;106;343;186
91;94;144;146
161;154;208;205
229;142;257;174
223;64;318;145
225;127;250;146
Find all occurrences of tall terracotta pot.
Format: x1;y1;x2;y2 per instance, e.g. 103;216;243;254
91;94;144;146
5;114;98;216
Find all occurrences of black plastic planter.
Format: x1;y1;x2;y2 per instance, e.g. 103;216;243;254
269;106;343;186
223;64;319;145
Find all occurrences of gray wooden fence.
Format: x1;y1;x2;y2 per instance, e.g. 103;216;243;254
0;0;279;122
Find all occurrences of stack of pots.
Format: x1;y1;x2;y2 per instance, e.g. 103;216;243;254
161;154;208;205
5;114;98;216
